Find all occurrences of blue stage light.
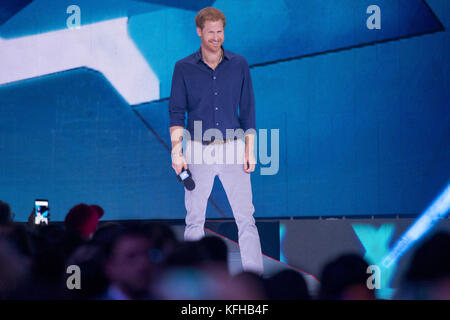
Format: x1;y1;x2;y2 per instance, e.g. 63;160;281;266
382;182;450;269
279;223;287;263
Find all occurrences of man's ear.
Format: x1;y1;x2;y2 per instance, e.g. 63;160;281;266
196;27;202;37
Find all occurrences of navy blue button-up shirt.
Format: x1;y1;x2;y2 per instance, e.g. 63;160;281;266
169;47;256;140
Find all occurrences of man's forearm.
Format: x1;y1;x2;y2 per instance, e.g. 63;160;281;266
245;133;255;152
170;126;184;155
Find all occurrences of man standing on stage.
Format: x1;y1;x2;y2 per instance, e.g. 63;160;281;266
168;7;263;274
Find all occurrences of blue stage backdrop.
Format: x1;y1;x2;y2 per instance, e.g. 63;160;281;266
0;0;449;221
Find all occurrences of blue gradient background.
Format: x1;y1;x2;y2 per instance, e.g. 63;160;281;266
0;0;448;221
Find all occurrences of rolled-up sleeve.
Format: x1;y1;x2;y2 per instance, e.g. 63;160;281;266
169;62;187;128
238;58;256;132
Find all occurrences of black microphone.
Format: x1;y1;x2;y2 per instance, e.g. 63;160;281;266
177;167;195;191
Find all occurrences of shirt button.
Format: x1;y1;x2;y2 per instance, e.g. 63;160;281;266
216;122;219;126
213;76;217;80
215;107;219;110
214;92;218;95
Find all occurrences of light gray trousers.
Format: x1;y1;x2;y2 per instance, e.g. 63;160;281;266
183;138;264;274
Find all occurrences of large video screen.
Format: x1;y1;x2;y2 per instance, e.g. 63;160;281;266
1;0;449;221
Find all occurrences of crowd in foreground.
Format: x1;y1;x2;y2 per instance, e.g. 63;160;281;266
0;200;448;300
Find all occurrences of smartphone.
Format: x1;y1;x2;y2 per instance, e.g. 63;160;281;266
35;199;49;225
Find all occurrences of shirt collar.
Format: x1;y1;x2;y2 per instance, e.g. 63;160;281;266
195;46;231;63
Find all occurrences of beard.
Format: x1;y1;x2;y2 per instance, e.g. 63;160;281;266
204;39;223;52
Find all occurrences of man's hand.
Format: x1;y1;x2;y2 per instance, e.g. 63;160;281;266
170;125;187;175
244;148;256;173
172;151;188;175
27;207;36;226
244;133;256;173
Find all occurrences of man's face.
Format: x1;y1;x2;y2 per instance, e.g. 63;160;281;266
105;235;153;294
197;20;224;53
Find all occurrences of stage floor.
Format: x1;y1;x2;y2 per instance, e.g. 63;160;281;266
170;224;321;297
